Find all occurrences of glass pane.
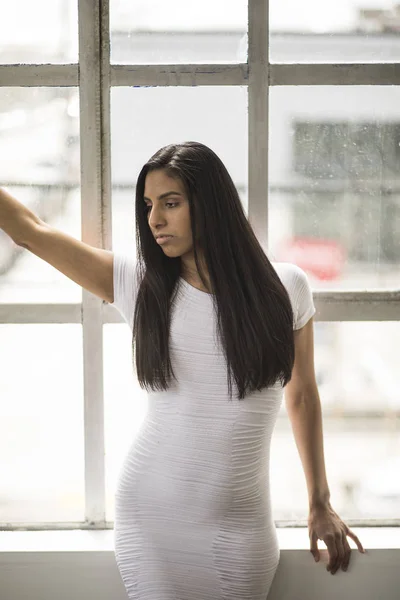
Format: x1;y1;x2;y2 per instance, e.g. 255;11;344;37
111;0;247;64
0;325;84;523
0;0;78;63
272;321;400;521
268;86;400;289
104;324;148;521
111;86;248;254
269;1;400;62
105;320;400;522
0;88;81;303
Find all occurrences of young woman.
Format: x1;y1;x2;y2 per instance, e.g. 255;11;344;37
0;141;365;599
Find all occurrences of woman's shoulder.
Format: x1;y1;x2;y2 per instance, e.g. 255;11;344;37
109;251;140;329
271;261;316;328
271;260;308;289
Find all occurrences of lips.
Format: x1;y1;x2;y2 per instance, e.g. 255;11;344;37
156;235;173;245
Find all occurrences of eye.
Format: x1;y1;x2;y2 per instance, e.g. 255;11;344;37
144;202;179;211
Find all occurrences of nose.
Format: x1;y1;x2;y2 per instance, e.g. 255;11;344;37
148;206;167;229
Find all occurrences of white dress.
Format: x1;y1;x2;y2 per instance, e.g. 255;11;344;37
110;253;316;600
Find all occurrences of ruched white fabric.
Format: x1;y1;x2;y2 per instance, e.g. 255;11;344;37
110;253;316;600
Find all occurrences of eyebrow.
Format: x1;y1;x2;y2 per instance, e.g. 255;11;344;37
143;191;182;202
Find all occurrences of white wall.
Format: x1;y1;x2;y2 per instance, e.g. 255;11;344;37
1;549;399;599
0;529;399;600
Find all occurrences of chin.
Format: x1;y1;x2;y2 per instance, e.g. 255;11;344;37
162;246;181;257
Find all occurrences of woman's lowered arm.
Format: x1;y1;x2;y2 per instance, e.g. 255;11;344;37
284;317;331;510
284;317;366;574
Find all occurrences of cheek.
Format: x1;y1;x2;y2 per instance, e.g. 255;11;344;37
178;212;191;234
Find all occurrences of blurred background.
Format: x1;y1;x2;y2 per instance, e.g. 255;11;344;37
0;0;399;525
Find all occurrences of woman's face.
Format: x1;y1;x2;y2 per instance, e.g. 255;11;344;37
144;168;193;254
143;168;210;285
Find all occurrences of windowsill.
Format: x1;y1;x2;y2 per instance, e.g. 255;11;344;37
0;527;399;552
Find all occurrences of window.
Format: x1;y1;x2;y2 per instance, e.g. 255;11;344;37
110;0;247;64
267;86;400;282
0;0;78;64
0;325;84;521
0;87;80;303
293;121;400;181
0;0;399;531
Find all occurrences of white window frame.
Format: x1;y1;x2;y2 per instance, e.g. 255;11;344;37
0;0;399;530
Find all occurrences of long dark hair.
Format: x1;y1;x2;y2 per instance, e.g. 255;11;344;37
132;141;295;400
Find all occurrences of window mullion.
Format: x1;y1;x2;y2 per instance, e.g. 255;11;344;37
269;62;400;86
100;0;112;255
315;291;400;321
1;62;399;89
78;0;106;526
0;64;78;86
110;63;248;86
248;0;269;249
2;296;399;325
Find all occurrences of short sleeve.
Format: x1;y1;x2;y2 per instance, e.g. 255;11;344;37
272;262;316;330
109;252;139;330
291;265;316;330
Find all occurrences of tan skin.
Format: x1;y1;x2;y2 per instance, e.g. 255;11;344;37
144;169;212;293
286;319;366;573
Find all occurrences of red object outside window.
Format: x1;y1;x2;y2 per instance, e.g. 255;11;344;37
279;237;346;281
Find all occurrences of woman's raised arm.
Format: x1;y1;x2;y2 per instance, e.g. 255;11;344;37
0;187;114;304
